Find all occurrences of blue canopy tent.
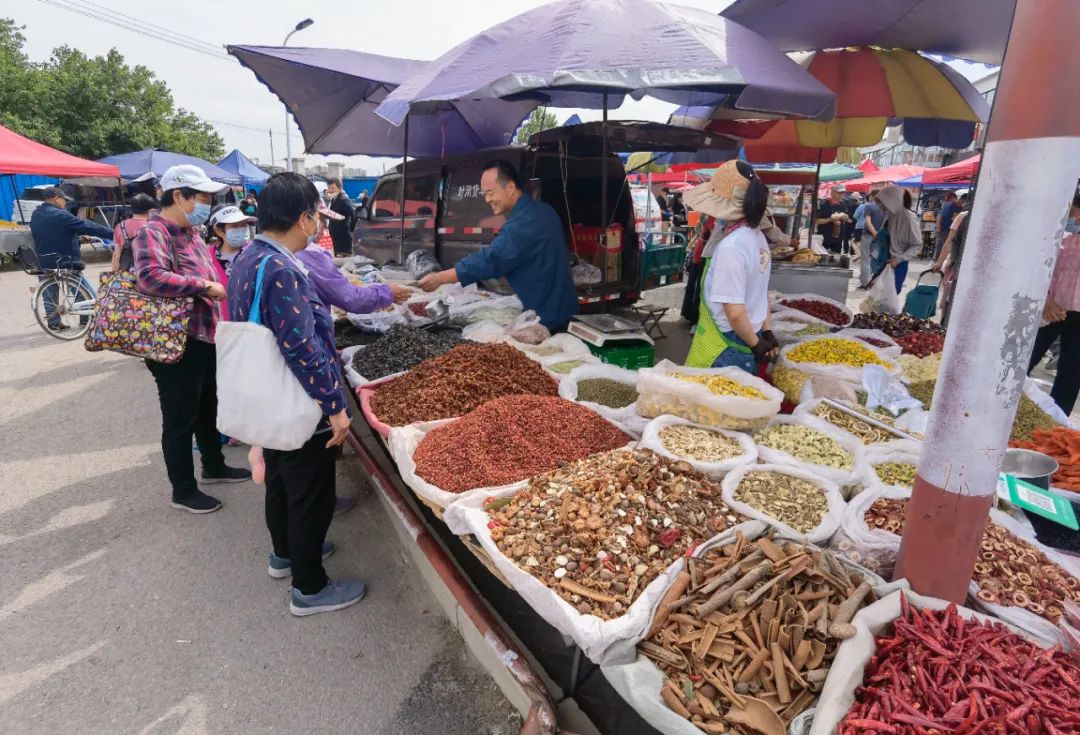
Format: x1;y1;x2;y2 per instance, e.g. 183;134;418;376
217;149;270;189
97;149;241;184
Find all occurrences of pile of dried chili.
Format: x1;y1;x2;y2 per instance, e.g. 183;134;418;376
413;395;629;492
839;595;1080;735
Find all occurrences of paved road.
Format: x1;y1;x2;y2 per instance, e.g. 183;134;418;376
0;262;519;735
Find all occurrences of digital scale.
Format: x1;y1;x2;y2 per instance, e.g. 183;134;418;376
568;314;654;347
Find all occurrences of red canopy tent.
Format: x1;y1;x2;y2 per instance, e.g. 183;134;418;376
921;154;980;185
0;124;120;177
843;164;925;193
856;158;879;173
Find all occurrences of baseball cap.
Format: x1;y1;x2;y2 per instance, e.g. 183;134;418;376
159;164;228;194
41;186;71;201
208;204;256;229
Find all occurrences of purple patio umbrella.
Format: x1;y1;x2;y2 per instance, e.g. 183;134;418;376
227;45;537;157
721;0;1015;65
374;0;837;126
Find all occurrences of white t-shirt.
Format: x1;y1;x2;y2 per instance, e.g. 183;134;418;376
704;226;771;333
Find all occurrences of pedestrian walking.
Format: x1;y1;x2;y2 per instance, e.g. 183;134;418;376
876;184;923;294
133;165;252;514
227;172;365;617
1027;193;1080;415
111;194;157;273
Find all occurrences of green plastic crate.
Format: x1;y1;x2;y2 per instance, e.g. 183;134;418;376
587;340;655;369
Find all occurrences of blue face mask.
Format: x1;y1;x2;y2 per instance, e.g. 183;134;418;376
1066;217;1080;234
224;228;248;248
187;201;212;227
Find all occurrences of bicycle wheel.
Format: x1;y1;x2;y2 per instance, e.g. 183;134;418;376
33;275;94;341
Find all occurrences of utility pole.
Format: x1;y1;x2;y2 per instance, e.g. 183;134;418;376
894;0;1080;601
269;129;275;171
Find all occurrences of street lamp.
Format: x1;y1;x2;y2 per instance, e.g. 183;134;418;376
282;18;314;172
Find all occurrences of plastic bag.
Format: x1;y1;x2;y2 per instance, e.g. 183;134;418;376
637;359;784;432
638;415;757;479
539;351;600;377
860;265;901;315
721;463;846;544
387;419;530;512
829;485;911;579
347;303;408;333
448;293;523;326
775;292;854;328
405;248;442;280
862;364;921;415
441;484;766;664
518;332;593;358
559;363;645;430
571;260;602;286
461;319;508;343
860;445;922;492
1023;377;1076;428
777;335;902;387
339;344;406;389
752;415;867;488
507;310;550;345
808;590;1045;735
895;408;930;435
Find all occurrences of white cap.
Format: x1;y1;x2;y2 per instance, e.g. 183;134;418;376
209;205;256;228
159;164;228;194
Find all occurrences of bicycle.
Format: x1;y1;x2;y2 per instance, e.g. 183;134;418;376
15;245;97;341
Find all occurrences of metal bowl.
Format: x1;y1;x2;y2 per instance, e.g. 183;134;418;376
1001;448;1059;489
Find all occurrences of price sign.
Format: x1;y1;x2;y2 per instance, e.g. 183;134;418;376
1003;474;1079;530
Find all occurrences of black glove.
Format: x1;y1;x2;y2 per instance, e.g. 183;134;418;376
751;337;773;363
761;330;779;352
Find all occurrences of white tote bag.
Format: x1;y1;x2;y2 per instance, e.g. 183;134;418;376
216;255;323;450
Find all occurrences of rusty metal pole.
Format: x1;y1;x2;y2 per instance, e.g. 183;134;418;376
894;0;1080;602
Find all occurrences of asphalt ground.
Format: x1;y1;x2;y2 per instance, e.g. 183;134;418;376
0;260;520;735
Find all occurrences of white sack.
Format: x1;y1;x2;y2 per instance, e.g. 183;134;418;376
638;415;757;479
721;463;846;545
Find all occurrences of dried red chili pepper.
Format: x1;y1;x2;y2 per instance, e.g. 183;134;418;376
658;527;681;548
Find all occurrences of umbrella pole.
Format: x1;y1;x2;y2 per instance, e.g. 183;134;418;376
399;113;409;263
600;93;610;301
806;148;823;248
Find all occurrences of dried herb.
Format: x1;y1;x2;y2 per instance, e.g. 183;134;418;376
577;378;638;408
413;395;629;492
351;324;464;381
370;343;558;425
733;471;830;533
659;425;745;463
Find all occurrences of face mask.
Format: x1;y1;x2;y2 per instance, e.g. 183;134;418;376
187;201;212;227
224;229;248;248
305;213;319;245
1066;217;1079;234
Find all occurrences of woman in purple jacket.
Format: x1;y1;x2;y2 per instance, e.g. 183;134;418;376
295;202;411;315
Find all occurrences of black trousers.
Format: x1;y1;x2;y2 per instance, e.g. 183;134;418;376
264;432;337;595
1028;310;1080;416
146;339;225;499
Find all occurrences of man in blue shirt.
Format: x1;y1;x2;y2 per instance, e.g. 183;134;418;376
935;192;959;259
29;187;113;329
418;160;578;331
29;187;113;269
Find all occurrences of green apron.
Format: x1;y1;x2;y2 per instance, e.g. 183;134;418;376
685;257;754;368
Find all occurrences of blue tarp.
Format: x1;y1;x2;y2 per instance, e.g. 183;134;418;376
1;174;57;222
217;149;270;185
342;176;378;201
97;149;241;184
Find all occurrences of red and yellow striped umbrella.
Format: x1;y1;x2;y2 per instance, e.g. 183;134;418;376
706;48;990;163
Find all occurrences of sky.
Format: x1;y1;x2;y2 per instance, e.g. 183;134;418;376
10;0;994;175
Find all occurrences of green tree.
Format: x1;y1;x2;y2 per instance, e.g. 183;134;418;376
514;107;559;144
0;18;223;160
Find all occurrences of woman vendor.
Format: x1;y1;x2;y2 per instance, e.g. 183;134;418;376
682;161;780;372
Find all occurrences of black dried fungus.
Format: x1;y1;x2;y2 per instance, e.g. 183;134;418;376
350;324;465;381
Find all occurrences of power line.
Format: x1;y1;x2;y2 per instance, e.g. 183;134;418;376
35;0;234;61
62;0;225;55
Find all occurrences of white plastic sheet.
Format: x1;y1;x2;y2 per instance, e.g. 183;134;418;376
637;360;783;432
808;590;1045;735
721;463;846;545
443;485;766;663
637;415;757;479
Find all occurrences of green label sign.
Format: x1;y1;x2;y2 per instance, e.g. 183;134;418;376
1004;475;1079;530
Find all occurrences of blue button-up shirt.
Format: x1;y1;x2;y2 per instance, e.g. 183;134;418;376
29;203;114;269
454;195;578;330
227;237;348;424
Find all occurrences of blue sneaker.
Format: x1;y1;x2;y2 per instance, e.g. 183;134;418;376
267;541;335;579
289;579;367;617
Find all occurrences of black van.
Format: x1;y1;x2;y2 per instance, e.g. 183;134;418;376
354;122;734;307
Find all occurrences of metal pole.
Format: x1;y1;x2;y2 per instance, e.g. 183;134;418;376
894;0;1080;602
12;174;28;224
269;128;276;171
601;93;609;286
399;113;409;263
281;21;313;172
806;148;824;248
